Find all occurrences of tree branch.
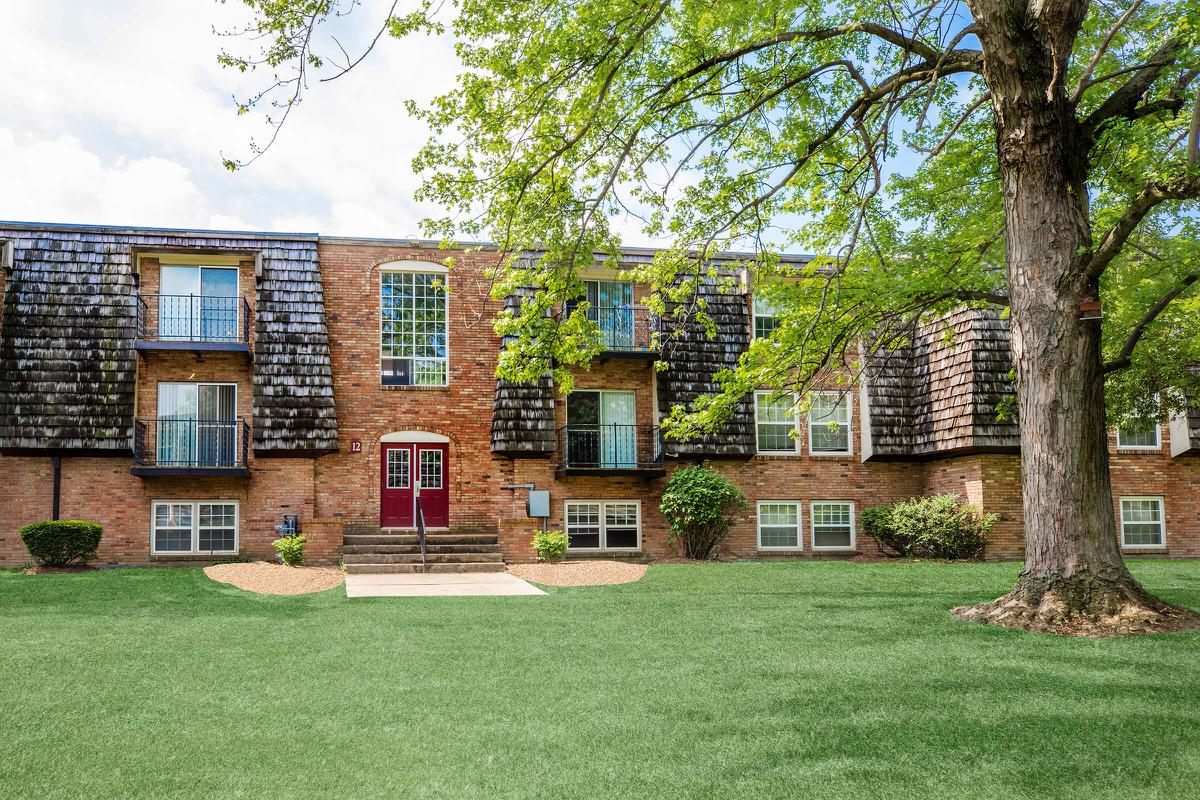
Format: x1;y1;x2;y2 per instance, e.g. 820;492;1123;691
1082;39;1185;138
1087;175;1200;281
1103;272;1199;373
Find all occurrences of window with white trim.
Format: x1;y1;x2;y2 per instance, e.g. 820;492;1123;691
757;502;801;550
386;449;410;489
1120;497;1165;548
1116;423;1161;450
753;296;782;339
810;501;855;550
755;391;799;453
809;392;851;454
564;500;641;550
381;270;448;386
152;500;238;555
419;449;443;489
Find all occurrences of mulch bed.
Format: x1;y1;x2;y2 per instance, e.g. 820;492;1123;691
203;562;344;596
508;560;647;587
23;564;98;574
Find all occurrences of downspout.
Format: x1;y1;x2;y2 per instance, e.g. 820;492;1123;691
51;454;62;520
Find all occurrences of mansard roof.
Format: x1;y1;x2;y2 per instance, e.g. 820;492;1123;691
0;222;337;454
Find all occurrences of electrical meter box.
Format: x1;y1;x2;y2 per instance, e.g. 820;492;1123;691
527;490;550;518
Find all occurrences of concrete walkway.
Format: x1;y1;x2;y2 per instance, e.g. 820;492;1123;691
345;571;546;598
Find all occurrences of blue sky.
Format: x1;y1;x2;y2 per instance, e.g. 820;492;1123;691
0;0;472;239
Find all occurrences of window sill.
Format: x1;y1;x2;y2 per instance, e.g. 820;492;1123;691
379;384;451;392
757;548;804;554
1121;546;1167;554
808;452;853;459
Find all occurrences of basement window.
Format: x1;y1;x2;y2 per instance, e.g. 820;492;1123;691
810;501;856;550
564;500;640;551
151;500;239;555
381;269;448;386
757;501;802;550
1120;497;1165;548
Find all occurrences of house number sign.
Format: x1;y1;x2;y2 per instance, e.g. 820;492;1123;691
350;439;362;453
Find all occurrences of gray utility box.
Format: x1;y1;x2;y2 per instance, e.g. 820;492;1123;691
527;490;550;519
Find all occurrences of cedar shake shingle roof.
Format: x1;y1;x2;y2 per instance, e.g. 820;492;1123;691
657;281;756;457
491;287;556;454
0;223;337;454
862;307;1019;459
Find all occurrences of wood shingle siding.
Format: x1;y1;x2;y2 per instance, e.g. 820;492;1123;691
657;282;755;457
490;288;556;454
0;224;338;454
863;307;1018;459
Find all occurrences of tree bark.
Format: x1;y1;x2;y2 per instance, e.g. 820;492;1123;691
954;0;1199;634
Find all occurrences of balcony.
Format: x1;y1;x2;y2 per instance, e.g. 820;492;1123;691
132;418;250;477
571;305;659;359
556;424;665;478
135;293;251;353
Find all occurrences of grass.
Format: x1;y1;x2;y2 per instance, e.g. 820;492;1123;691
1;561;1198;800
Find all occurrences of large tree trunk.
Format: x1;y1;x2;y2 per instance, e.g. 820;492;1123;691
953;0;1199;635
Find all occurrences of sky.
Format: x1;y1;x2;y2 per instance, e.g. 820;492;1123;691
0;0;483;240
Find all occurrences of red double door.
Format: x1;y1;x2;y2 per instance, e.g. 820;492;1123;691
380;442;449;528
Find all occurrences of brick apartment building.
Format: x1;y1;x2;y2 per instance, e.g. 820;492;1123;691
1;221;1196;570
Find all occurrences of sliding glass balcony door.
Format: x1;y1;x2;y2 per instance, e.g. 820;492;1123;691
566;390;637;468
157;383;236;467
584;280;634;350
159;266;239;342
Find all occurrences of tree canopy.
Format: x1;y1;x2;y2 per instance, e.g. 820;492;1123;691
221;0;1200;434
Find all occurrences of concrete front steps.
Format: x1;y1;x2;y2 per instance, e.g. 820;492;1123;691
342;532;506;574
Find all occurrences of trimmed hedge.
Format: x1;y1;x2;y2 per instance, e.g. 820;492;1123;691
660;463;747;560
861;494;994;560
20;520;104;567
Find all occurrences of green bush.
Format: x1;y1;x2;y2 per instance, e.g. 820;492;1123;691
660;463;747;560
531;528;569;562
271;534;305;567
20;520;103;567
861;493;995;559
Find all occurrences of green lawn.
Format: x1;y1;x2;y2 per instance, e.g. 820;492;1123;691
1;562;1198;800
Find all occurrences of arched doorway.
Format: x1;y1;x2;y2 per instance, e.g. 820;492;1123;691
379;432;450;528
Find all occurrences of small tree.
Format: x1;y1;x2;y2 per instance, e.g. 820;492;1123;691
659;464;746;560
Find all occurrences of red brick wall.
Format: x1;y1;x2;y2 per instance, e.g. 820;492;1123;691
312;242;514;531
4;238;1200;568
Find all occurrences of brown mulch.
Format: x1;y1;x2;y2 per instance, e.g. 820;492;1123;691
508;560;647;587
203;561;344;596
22;564;98;574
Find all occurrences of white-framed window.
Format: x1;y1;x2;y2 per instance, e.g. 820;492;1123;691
809;392;852;455
1116;423;1161;450
752;296;782;339
419;449;443;489
564;500;641;550
810;501;856;550
757;501;802;550
1119;497;1165;548
381;267;449;386
386;448;410;489
755;391;799;453
151;500;239;555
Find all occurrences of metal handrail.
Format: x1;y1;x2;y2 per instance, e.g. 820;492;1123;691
565;303;658;351
135;293;250;344
133;417;249;469
415;490;427;573
557;423;664;469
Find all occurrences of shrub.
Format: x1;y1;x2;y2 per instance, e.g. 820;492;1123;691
20;520;103;567
861;493;995;559
272;534;305;567
531;528;569;562
660;463;747;560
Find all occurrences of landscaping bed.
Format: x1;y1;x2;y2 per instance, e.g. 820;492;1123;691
507;560;646;586
203;561;344;595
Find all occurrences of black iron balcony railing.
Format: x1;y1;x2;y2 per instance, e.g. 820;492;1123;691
566;304;658;353
136;293;251;347
132;418;250;475
557;424;665;473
